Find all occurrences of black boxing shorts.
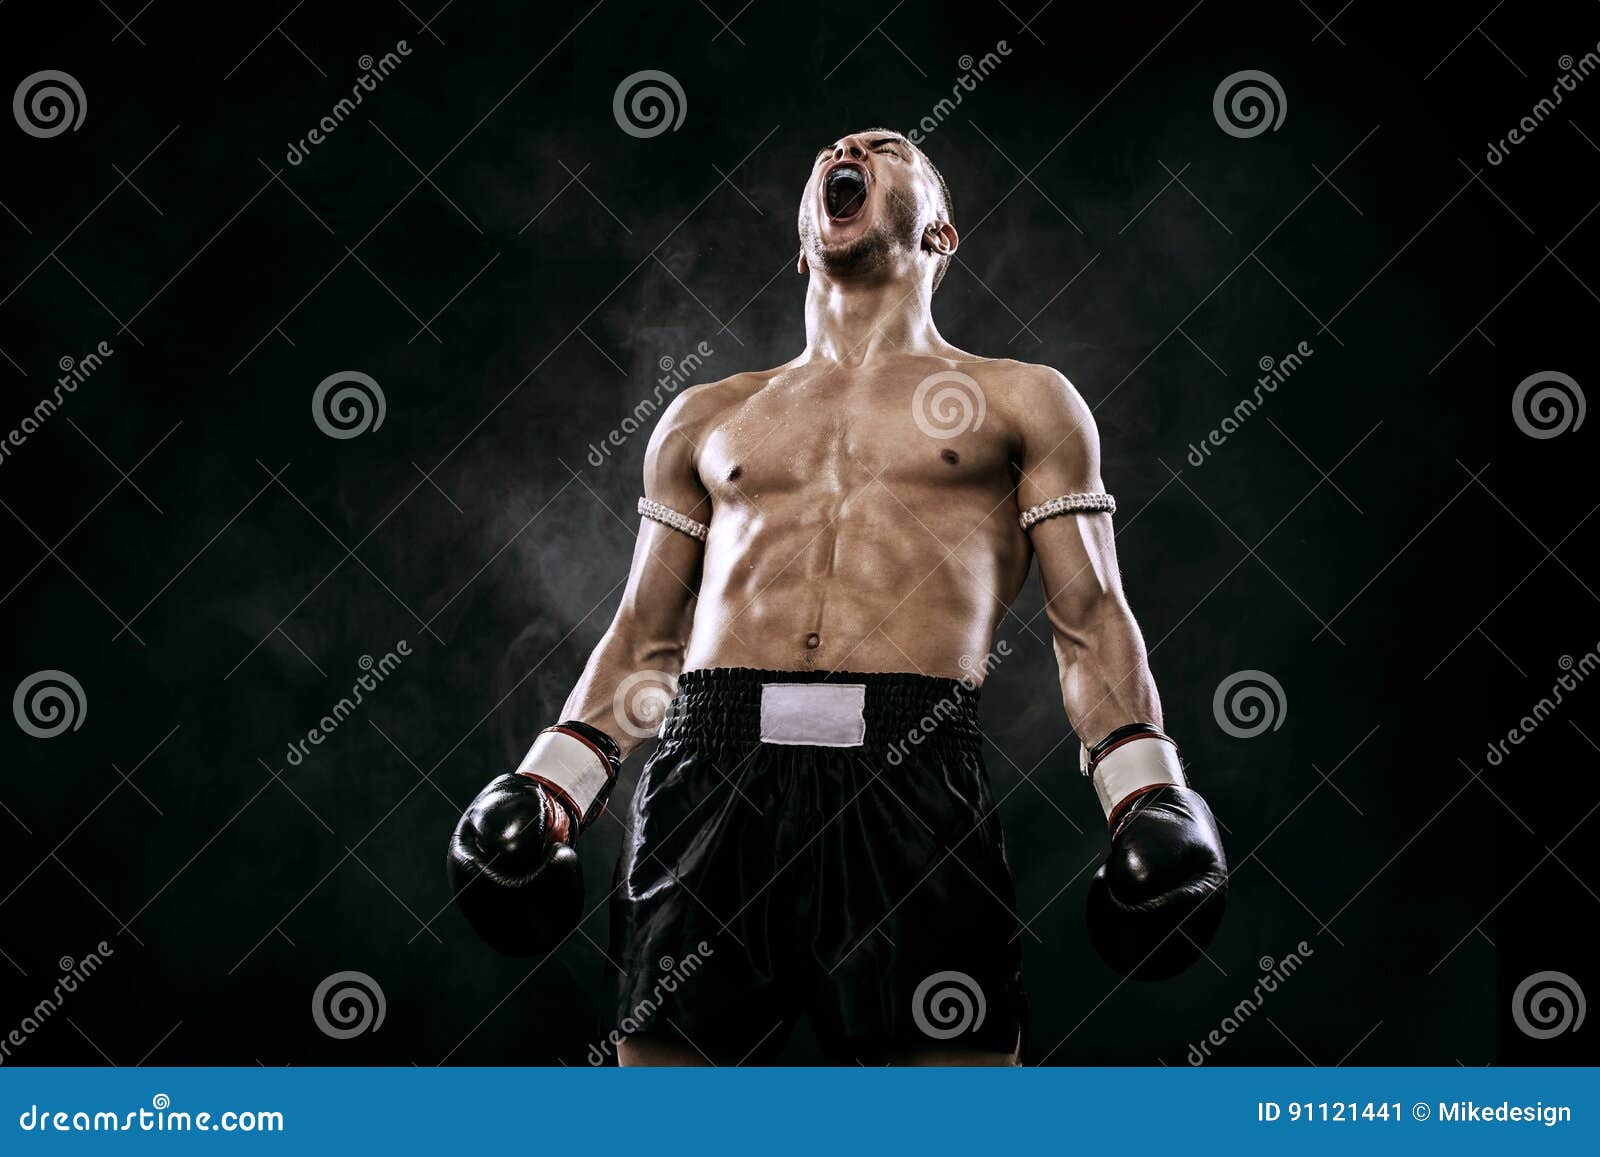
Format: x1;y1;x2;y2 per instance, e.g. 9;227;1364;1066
608;667;1026;1062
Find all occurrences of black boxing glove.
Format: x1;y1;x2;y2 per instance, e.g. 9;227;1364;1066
447;720;620;956
1082;724;1228;980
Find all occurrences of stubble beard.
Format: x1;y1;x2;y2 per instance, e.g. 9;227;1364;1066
800;185;921;281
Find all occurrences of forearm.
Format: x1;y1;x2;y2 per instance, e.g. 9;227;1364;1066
1052;595;1162;745
560;612;690;760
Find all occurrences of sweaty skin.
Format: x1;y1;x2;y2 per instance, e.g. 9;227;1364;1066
554;131;1163;1064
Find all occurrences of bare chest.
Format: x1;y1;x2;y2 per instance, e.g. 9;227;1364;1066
700;366;1016;503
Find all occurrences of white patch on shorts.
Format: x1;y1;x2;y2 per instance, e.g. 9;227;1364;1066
758;683;867;747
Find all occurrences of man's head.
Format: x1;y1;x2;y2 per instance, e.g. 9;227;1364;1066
797;128;958;293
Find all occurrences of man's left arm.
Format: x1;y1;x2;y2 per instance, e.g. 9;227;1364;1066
1015;366;1229;980
1013;370;1158;759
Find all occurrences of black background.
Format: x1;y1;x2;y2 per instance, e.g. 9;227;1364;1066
1;0;1595;1066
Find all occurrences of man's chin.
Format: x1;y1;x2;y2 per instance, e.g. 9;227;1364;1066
809;230;895;277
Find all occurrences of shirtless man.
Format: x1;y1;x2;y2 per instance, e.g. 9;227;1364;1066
447;129;1227;1065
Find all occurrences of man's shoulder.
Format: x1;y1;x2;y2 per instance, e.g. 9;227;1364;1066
940;356;1097;462
657;370;774;431
946;355;1090;425
953;354;1074;393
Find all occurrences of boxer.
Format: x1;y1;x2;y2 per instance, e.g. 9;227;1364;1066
449;129;1226;1064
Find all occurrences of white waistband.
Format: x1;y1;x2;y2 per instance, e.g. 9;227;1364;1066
758;683;867;747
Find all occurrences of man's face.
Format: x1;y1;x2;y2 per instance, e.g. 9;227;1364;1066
798;131;937;279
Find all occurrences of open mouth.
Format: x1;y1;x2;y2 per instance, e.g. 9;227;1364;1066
824;163;868;221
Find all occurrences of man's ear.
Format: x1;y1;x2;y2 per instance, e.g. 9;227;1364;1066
923;220;958;258
797;248;808;275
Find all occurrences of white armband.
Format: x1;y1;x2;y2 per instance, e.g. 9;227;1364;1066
638;497;709;541
1019;492;1116;531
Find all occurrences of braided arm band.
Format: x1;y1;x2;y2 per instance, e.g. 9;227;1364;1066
638;497;709;542
1018;491;1116;531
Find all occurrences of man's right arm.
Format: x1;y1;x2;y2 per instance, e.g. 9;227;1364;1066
445;387;714;955
560;388;711;757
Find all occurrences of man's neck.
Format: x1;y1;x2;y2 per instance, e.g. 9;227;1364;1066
801;273;946;366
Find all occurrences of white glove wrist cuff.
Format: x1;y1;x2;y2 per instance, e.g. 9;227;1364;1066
514;727;613;822
1091;735;1186;819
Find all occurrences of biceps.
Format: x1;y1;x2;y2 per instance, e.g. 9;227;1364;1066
617;521;702;638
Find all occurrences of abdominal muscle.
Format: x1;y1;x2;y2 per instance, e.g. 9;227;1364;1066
680;494;1028;683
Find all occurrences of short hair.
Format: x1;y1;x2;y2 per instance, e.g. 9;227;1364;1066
861;127;955;291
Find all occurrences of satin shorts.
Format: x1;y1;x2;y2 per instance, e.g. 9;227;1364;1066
609;667;1025;1062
